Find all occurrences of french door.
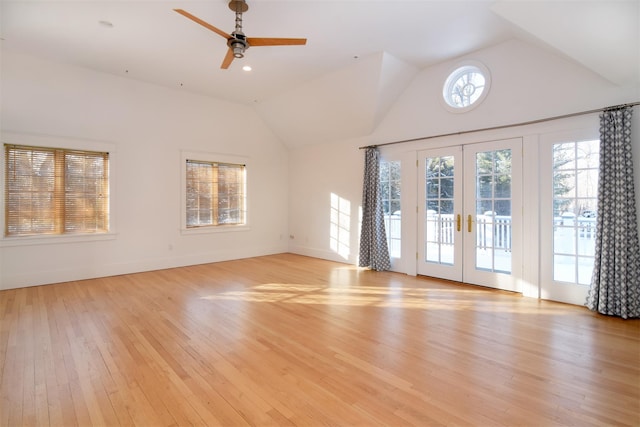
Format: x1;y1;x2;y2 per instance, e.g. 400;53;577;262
417;138;522;292
539;134;600;305
417;146;463;282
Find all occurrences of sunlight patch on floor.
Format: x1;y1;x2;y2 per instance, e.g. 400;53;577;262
199;282;571;314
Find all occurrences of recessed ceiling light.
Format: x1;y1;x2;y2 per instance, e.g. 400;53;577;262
98;20;114;28
242;65;252;71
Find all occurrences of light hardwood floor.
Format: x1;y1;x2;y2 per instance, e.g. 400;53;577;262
1;253;639;426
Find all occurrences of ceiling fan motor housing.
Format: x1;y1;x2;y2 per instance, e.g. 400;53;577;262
229;32;248;58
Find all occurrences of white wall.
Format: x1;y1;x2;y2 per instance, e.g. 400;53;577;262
2;36;639;291
288;39;640;272
255;52;418;147
373;39;635;144
288;136;365;263
0;50;290;290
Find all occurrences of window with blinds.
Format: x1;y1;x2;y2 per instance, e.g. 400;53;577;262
4;144;109;237
185;160;246;228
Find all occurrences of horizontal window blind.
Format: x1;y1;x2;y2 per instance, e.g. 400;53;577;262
186;160;246;227
4;144;109;237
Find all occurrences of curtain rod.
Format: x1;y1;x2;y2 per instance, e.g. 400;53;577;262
359;101;640;150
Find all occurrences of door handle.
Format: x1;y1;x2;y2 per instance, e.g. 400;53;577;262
467;214;473;233
457;214;461;232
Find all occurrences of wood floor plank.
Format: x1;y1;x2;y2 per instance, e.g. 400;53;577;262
1;253;639;426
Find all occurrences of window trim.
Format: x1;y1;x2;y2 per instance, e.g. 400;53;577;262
1;132;117;247
180;150;250;235
441;60;491;113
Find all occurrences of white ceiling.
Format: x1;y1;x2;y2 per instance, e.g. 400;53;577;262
1;1;638;144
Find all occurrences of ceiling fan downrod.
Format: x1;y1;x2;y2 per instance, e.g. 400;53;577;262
229;0;248;58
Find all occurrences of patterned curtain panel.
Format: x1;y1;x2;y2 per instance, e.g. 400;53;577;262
586;106;640;319
358;147;391;271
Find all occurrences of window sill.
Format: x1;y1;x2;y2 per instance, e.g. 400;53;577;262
180;225;250;235
0;232;117;247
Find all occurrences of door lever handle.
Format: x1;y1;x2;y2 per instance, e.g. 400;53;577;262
457;214;461;232
467;214;473;233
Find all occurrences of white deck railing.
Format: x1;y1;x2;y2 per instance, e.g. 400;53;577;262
384;213;597;256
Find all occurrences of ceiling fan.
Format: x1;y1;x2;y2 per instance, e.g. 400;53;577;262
174;0;307;69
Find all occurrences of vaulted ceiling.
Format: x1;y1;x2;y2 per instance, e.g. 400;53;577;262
2;1;638;147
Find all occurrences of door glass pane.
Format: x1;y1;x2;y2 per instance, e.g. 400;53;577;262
476;152;493;174
475;149;512;274
554;255;576;282
495;176;511;198
477;176;492;198
552;140;599;285
425;156;455;265
380;161;401;258
440;178;454;198
495;149;512;174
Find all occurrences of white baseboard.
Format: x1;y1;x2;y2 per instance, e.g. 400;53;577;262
0;245;287;290
287;244;356;265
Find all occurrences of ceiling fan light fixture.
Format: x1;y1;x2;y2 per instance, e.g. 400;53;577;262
232;43;245;58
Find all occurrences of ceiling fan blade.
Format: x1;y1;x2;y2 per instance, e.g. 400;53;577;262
221;48;235;69
174;9;232;40
247;37;307;47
